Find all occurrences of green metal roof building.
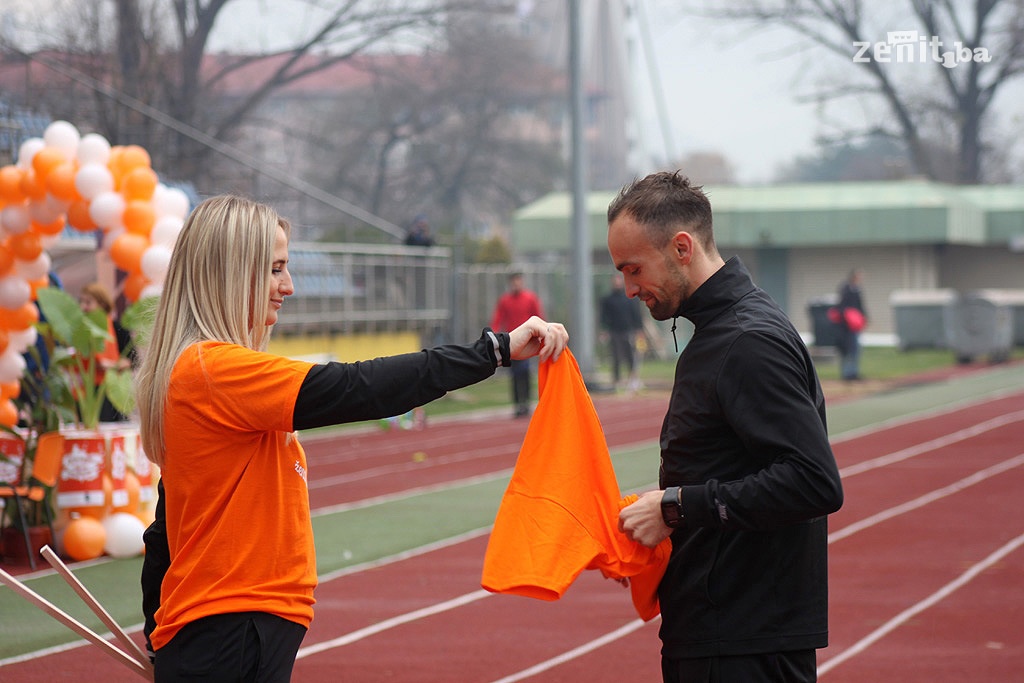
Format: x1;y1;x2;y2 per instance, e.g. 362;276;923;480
512;180;1024;339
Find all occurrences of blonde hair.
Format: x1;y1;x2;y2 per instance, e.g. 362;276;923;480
135;195;291;466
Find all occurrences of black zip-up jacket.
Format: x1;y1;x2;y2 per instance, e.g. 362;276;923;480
658;257;844;658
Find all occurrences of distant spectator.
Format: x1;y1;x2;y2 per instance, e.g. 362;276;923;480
600;272;644;391
835;268;868;381
404;214;435;247
490;271;544;417
78;282;130;422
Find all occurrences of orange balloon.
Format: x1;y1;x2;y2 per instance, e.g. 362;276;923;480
45;162;81;202
0;329;9;356
123;200;156;236
28;276;50;300
0;378;19;400
121;166;158;201
67;199;97;232
0;302;40;330
31;147;66;180
31;216;67;236
10;231;42;261
0;166;26;203
122;270;150;303
107;146;126;188
0;399;16;428
120;145;151;173
19;169;47;201
0;244;14;276
109;232;149;273
63;515;107;561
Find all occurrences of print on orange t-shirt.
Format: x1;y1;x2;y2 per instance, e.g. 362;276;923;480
481;349;669;620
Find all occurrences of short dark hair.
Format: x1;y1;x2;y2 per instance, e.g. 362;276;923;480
607;170;715;250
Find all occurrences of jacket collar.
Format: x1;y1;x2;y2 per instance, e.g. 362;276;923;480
676;256;756;327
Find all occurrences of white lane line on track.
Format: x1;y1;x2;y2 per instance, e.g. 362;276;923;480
830;453;1024;544
819;531;1024;677
829;386;1024;444
488;618;655;683
295;590;492;659
838;410;1024;479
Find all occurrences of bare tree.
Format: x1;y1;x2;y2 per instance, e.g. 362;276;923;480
702;0;1024;183
1;1;509;198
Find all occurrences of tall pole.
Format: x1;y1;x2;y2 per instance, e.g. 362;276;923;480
569;0;595;379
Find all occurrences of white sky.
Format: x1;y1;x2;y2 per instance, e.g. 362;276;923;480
4;0;1022;184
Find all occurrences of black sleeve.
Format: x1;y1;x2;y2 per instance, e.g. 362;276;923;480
292;329;509;430
141;478;168;660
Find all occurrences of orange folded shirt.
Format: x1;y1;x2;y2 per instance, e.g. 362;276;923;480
481;349;670;621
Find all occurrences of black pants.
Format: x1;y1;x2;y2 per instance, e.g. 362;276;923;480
154;612;306;683
510;359;532;412
662;650;817;683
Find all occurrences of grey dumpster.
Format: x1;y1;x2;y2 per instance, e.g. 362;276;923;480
946;290;1013;363
889;289;957;351
807;295;840;348
970;289;1024;347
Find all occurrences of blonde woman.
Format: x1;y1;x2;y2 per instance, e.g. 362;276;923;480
136;195;568;682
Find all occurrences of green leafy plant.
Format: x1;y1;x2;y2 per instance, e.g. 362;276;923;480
31;288;155;431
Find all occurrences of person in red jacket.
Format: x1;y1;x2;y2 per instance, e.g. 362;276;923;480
490;271;544;417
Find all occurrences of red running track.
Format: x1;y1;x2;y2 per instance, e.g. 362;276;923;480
4;389;1024;681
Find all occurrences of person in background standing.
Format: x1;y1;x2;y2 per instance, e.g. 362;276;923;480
836;268;867;381
403;214;435;247
609;171;843;683
600;272;644;392
78;282;130;422
490;271;544;417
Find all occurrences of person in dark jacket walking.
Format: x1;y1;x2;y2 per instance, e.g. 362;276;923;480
608;171;844;683
600;272;644;391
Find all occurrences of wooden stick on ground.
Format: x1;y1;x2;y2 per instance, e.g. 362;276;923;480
40;545;153;670
0;567;153;681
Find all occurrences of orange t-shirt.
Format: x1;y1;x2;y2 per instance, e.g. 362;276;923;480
481;349;669;621
150;341;316;651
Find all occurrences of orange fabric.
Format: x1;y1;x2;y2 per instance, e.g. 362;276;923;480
481;349;670;621
150;342;316;651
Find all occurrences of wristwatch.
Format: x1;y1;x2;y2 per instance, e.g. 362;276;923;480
661;486;684;528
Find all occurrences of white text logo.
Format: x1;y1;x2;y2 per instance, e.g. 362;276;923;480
853;30;991;69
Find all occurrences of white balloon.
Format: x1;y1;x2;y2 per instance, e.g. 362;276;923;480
140;244;172;282
28;198;63;226
0;275;31;310
16;138;44;169
88;191;126;229
150;215;183;247
8;326;37;354
153;185;190;219
102;512;146;558
75;163;115;200
0;205;31;235
139;283;164;300
76;133;111;165
0;349;27;383
43;121;80;160
15;252;52;281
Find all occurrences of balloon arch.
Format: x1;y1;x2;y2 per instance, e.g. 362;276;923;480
0;120;189;426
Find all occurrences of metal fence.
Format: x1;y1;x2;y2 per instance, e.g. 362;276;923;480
274;243;579;347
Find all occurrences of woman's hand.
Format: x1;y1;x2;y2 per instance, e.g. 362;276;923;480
508;316;568;363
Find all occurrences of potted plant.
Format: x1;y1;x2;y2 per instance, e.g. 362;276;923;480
7;289;155;544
